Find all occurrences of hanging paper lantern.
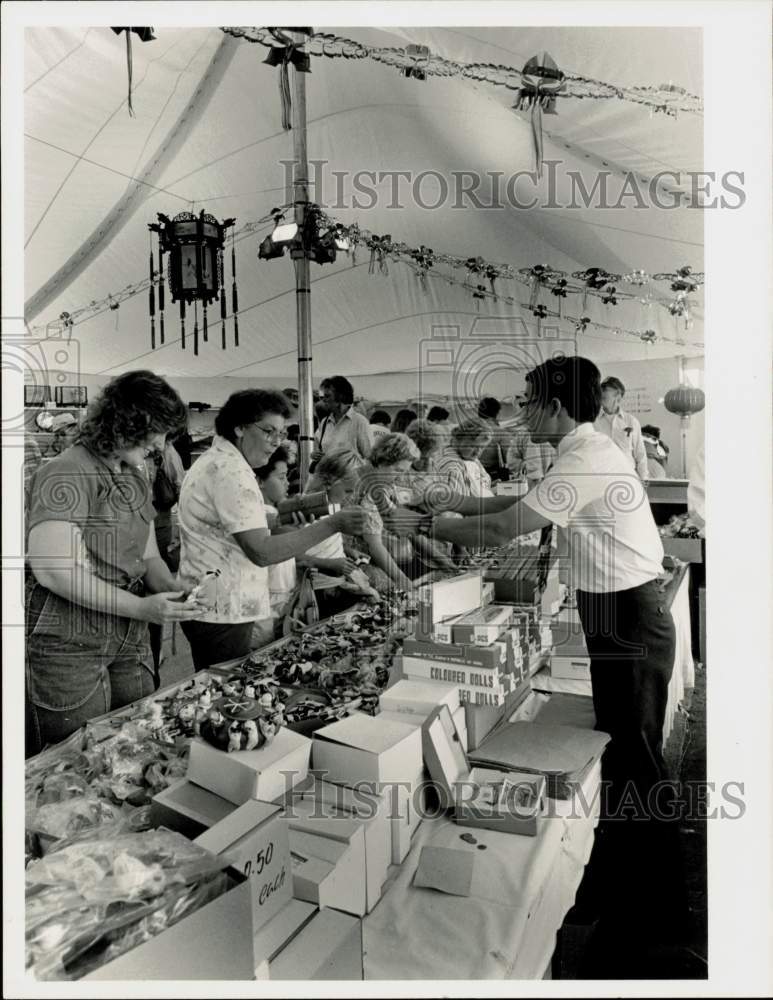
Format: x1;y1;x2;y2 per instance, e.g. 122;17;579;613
149;211;236;355
664;386;705;416
512;52;566;177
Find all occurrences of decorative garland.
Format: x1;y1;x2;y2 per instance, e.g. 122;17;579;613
222;26;703;116
28;206;703;353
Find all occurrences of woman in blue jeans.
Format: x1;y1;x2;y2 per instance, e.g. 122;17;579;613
25;371;207;756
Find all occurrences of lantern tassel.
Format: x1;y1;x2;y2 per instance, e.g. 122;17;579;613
203;302;208;343
149;251;156;350
531;98;544;177
231;238;239;348
180;298;186;350
220;247;227;350
279;51;292;131
158;247;165;344
193;309;199;357
125;30;136;118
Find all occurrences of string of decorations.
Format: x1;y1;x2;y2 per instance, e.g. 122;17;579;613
221;26;703;116
27;207;703;353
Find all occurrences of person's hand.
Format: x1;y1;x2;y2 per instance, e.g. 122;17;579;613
332;508;369;536
139;592;208;624
324;557;358;578
309;448;324;465
383;507;432;537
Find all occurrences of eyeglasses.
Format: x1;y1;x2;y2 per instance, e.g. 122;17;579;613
253;423;287;443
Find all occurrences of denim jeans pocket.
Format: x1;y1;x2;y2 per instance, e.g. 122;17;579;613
26;633;107;712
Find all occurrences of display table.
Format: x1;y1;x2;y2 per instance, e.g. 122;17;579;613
531;564;695;744
363;761;601;980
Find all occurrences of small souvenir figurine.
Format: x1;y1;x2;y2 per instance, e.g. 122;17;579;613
198;689;212;710
244;684;256;700
227;721;243;753
242;719;260;750
177;703;196;730
148;703;164;732
259;692;274;710
193;704;209;736
208;708;225;730
257;716;276;743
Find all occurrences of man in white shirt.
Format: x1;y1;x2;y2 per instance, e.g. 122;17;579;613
368;409;392;442
311;375;374;464
594;376;649;480
391;356;686;965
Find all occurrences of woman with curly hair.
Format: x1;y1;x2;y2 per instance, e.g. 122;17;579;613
25;371;208;754
442;418;495;498
350;432;425;592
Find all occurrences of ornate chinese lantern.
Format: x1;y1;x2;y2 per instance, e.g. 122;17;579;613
149;211;237;355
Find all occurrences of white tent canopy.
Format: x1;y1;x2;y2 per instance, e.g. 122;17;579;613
24;24;704;391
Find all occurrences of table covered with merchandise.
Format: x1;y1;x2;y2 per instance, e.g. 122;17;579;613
23;561;689;983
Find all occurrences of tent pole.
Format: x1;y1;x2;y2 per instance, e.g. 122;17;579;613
291;32;314;489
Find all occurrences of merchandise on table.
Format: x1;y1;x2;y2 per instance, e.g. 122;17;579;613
424;705;546;837
25;828;233;981
269;906;363;981
289;828;368;916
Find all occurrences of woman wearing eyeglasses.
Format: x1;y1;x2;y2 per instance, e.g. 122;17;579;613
177;389;368;670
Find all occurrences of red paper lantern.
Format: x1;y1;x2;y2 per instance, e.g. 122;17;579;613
664;386;705;416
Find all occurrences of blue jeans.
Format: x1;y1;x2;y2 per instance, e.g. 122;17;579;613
26;574;154;755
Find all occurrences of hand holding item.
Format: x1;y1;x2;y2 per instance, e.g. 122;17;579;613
139;592;209;624
332;508;369;536
383;507;433;537
326;557;359;578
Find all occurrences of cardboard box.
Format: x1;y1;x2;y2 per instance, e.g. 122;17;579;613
253;897;317;965
424;706;545;836
270;906;363;980
663;537;703;563
452;704;468;753
402;635;508;669
549;618;588;656
289;828;367;916
401;655;506;698
379;677;461;719
284;806;385;913
464;679;533;751
150;777;235;839
85;869;254;980
312;713;423;864
188;726;311;806
418;571;483;624
434;604;514;646
550;654;592;681
481;580;496;605
195;799;292;936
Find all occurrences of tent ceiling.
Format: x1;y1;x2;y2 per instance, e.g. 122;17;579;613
23;25;704;379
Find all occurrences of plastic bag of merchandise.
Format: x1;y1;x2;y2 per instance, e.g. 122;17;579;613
26;830;230;981
26;828;227;902
29;796;124;846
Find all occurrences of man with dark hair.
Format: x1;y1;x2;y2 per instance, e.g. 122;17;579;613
595;375;649;480
312;376;373;463
388;355;686;968
368;409;392;441
427;405;450;423
476;395;509;481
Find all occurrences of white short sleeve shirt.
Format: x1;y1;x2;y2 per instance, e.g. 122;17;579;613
521;423;664;594
178;435;270;623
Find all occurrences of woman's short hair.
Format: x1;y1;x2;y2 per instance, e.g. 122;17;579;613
405;419;446;469
427;405;450;422
450;418;492;450
526;356;602;424
369;409;391;427
215;389;292;444
307;449;364;490
254;447;289;482
77;370;187;456
369;432;420;468
391;408;418;434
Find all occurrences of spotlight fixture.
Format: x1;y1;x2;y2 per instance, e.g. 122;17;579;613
258;211;300;260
